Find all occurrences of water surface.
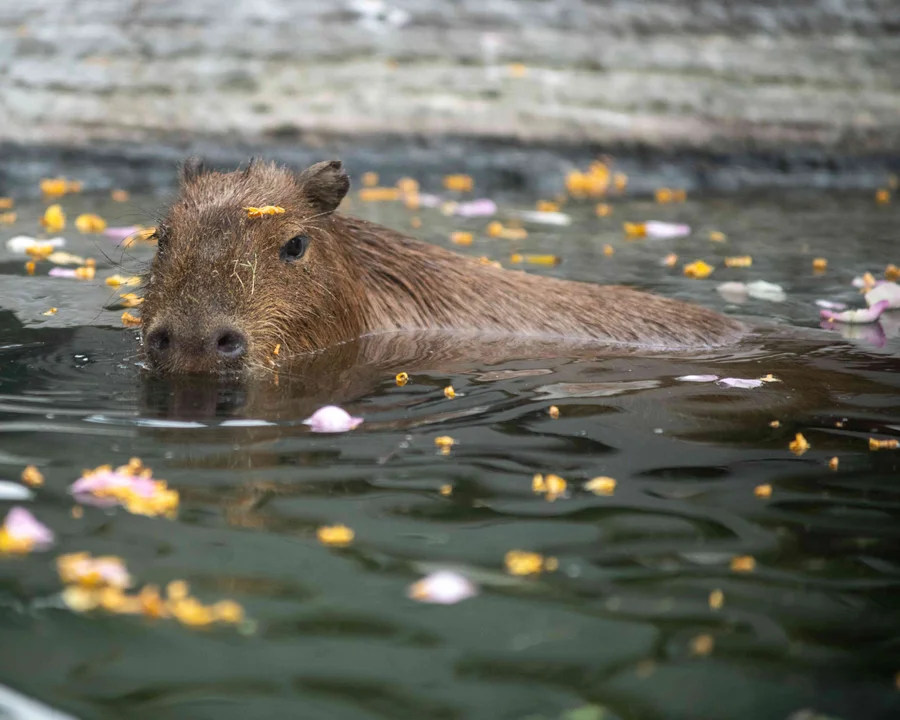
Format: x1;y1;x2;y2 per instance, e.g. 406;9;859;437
0;186;898;720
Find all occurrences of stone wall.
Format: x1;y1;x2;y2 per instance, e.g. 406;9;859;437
1;0;900;189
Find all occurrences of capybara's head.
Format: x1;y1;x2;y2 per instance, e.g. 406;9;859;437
140;159;355;374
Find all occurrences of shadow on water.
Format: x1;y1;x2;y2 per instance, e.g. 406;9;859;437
1;192;900;720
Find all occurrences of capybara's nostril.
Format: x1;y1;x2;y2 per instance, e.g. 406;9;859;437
215;328;247;360
145;327;172;362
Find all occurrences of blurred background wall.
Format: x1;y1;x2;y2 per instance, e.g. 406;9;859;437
1;0;899;191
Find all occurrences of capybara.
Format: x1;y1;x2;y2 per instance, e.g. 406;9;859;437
140;159;743;373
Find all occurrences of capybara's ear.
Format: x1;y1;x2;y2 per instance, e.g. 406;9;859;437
180;156;208;185
297;160;350;214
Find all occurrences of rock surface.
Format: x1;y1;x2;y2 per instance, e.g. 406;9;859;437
1;0;899;190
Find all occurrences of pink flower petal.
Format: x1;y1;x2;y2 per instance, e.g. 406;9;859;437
820;299;890;324
645;221;691;239
815;300;848;310
103;226;141;241
2;507;54;549
676;375;719;382
717;378;764;389
454;199;497;217
416;194;443;208
303;406;363;433
48;268;78;278
865;282;900;310
407;571;479;604
64;555;132;588
70;469;158;498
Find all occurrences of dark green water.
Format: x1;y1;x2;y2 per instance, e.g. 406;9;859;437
0;186;899;720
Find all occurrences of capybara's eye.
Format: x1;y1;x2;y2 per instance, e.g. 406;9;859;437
279;234;309;263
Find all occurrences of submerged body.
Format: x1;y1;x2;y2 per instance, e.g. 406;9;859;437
140;159;743;373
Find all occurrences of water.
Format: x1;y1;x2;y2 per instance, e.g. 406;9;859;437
0;185;899;720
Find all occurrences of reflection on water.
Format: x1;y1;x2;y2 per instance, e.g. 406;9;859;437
1;190;899;720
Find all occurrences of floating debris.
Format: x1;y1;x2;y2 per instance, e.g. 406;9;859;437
111;189;130;202
510;253;560;266
721;281;786;302
7;235;65;253
408;571;478;605
75;213;107;233
815;300;847;311
302;406;363;433
717;378;764;389
434;436;456;454
869;438;899;450
853;272;878;292
121;311;142;327
754;484;773;499
41;204;66;232
813;258;828;271
486;221;527;240
709;231;727;242
317;524;354;547
625;221;691;239
677;375;719;382
828;457;839;470
514;210;571;226
724;256;752;268
789;433;810;456
689;633;715;657
105;274;141;288
57;552;132;589
70;458;179;518
548;406;559;419
820;299;890;325
40;177;82;196
683;260;714;279
396;372;409;386
584;476;617;496
450;231;473;246
0;507;54;554
0;482;33;501
709;589;724;610
245;205;285;218
504;550;557;576
730;555;756;573
443;175;474;192
532;473;566;501
21;465;44;487
454;199;497;217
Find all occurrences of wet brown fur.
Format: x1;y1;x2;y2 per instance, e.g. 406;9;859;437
140;159;744;373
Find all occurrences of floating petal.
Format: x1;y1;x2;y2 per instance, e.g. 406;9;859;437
454;199;497;217
303;406;363;433
0;507;54;552
408;571;479;604
717;378;764;389
865;281;900;309
6;235;65;253
645;221;691;238
820;299;890;324
747;280;786;302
